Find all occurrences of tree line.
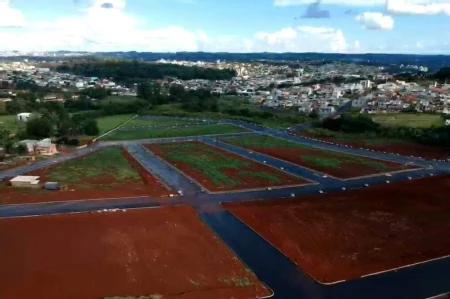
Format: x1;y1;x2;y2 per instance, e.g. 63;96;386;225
56;60;237;85
319;114;450;147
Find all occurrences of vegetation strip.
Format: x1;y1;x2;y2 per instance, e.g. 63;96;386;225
145;141;308;192
221;135;418;179
99;124;249;141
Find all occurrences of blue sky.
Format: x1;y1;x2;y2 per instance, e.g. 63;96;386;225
1;0;450;53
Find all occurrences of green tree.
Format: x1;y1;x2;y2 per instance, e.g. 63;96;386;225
26;117;54;139
83;119;99;136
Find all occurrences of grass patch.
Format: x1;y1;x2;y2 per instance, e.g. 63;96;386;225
223;135;307;149
372;113;444;128
121;118;214;128
154;142;284;188
96;114;135;134
302;151;396;171
100;124;248;141
161;143;246;186
302;156;341;168
46;147;140;188
144;103;310;128
99;95;139;104
0;115;25;133
238;171;280;183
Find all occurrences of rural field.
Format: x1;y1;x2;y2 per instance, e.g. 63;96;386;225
297;130;450;160
121;117;216;128
224;175;450;284
0;206;270;299
145;141;309;192
0;147;170;204
371;113;444;128
100;124;249;141
0;114;25;133
222;135;419;179
96;114;135;134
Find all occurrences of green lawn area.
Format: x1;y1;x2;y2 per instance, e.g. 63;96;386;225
221;135;398;172
372;113;444;128
96;114;135;134
100;124;249;141
0;115;25;133
46;147;140;188
144;103;310;129
222;135;307;148
121;118;215;128
99;95;139;104
152;142;279;187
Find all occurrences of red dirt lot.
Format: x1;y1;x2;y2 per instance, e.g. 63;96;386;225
0;148;171;205
0;206;270;299
248;147;418;179
297;131;450;160
145;141;309;192
224;175;450;284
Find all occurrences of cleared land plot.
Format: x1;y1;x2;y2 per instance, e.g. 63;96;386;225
121;118;216;128
96;114;135;134
101;124;249;141
145;141;309;192
224;175;450;284
372;113;443;128
221;135;419;179
298;130;450;160
0;114;25;133
0;206;270;299
0;147;170;204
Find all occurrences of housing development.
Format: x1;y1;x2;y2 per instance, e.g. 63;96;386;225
0;53;449;299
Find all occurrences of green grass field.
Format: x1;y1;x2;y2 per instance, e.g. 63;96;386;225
100;124;248;141
222;135;307;148
222;135;398;172
99;95;139;104
372;114;444;128
121;118;215;128
96;114;135;134
46;147;140;188
0;115;25;133
144;103;309;129
152;142;280;187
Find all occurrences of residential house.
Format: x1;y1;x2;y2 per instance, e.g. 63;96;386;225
318;106;336;117
17;138;58;156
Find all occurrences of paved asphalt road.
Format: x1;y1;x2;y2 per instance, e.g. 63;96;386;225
1;116;449;299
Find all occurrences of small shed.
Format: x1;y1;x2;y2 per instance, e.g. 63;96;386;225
17;112;32;122
10;176;40;188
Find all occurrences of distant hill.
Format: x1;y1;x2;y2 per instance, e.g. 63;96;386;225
2;51;450;71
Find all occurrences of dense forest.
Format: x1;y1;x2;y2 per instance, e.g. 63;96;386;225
56;60;236;84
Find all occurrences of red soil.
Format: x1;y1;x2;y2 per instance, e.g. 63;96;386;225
145;141;309;192
238;146;417;179
297;131;450;160
0;148;171;205
224;175;450;284
0;206;270;299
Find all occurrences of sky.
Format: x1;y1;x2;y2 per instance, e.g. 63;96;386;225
1;0;450;54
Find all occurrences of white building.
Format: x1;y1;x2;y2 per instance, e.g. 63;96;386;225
318;106;336;117
17;112;32;122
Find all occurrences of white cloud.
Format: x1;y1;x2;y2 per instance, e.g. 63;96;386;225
386;0;450;15
252;26;356;52
274;0;384;6
356;12;394;30
0;0;26;27
0;0;358;53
